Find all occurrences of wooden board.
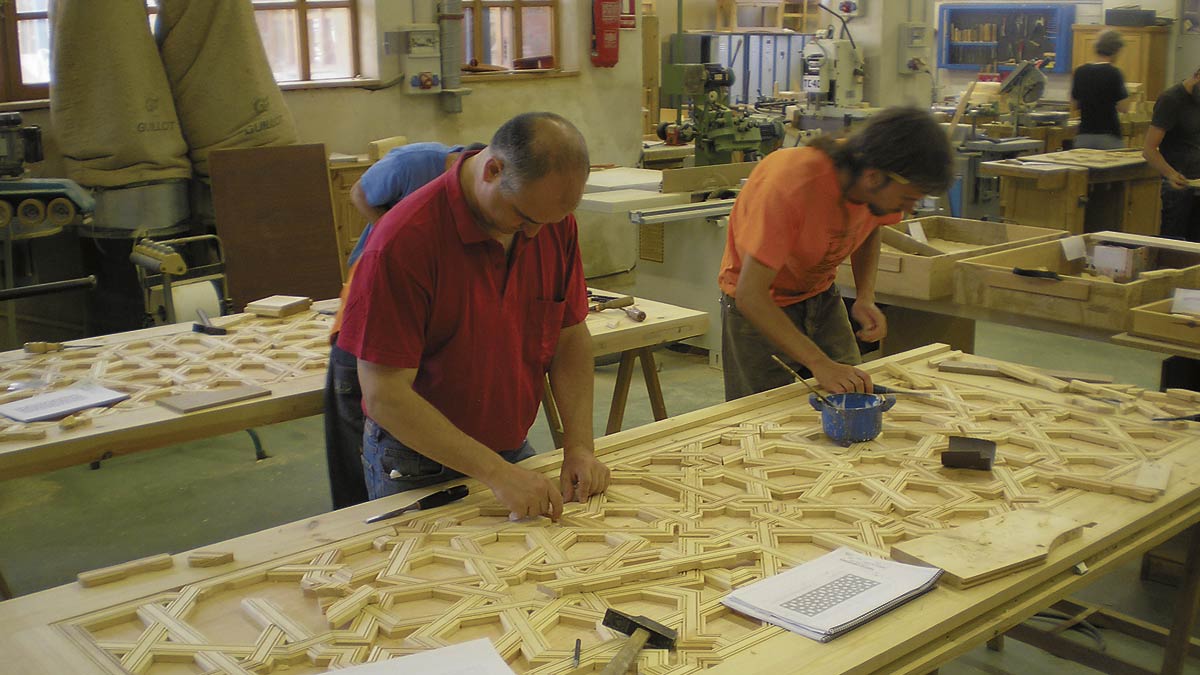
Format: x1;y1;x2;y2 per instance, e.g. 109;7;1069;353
155;385;271;414
6;345;1200;675
1019;148;1146;170
890;510;1088;588
210;144;344;311
660;162;757;193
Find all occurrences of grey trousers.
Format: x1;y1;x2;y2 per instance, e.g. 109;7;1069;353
720;286;862;401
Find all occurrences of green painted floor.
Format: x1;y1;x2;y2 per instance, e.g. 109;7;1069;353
3;321;1197;673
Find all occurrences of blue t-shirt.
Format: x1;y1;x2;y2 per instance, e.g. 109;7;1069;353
348;142;464;266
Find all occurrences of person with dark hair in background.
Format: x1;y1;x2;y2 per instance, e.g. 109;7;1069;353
1071;30;1129;151
337;112;611;520
324;141;486;510
718;107;953;401
1144;67;1200;241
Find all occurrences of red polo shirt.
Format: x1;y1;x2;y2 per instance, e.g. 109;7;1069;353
337;153;588;453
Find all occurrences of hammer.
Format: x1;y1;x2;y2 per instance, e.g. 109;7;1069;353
600;608;677;675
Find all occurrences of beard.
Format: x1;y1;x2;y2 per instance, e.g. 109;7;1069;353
868;202;897;216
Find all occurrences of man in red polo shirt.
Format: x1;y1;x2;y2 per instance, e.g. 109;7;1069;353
337;112;610;520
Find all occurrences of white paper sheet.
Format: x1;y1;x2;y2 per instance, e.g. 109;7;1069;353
907;222;928;244
0;381;129;423
1060;236;1087;261
1172;288;1200;317
329;639;515;674
722;547;941;642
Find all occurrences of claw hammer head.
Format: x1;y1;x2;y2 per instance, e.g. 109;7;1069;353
601;608;677;649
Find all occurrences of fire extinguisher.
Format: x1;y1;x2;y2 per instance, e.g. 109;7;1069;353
591;0;619;67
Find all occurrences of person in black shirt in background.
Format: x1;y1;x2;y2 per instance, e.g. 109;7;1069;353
1144;67;1200;241
1071;30;1129;151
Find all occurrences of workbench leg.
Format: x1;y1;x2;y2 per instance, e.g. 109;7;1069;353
606;351;638;435
0;568;12;600
638;347;668;422
1160;356;1200;393
542;374;564;450
986;635;1004;652
1162;525;1200;675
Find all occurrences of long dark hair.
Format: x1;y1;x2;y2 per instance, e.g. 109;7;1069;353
809;107;953;194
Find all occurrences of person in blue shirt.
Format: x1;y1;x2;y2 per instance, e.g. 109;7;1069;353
325;141;485;509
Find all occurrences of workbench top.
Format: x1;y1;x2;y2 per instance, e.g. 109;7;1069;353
3;344;1198;674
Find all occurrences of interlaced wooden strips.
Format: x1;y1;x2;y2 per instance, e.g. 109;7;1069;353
0;313;330;441
55;347;1199;674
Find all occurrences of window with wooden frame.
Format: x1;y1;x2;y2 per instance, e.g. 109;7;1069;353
0;0;55;103
463;0;558;71
252;0;360;83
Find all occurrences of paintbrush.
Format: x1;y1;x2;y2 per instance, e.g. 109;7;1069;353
771;355;840;410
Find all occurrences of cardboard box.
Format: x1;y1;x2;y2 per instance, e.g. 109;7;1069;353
834;217;1065;300
1129;298;1200;347
954;233;1200;331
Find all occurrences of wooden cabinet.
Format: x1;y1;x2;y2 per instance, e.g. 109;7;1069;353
1072;24;1170;100
328;159;373;281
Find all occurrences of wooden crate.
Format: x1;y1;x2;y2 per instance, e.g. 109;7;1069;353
1129;298;1200;347
834;217;1065;300
954;233;1200;331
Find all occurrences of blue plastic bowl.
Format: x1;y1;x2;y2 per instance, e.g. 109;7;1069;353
809;392;896;446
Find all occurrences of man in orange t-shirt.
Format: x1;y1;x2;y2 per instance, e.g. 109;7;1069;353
718;107;952;400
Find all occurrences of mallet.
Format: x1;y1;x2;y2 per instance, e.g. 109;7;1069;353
600;608;677;675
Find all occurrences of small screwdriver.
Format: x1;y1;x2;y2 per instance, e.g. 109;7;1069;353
23;341;99;354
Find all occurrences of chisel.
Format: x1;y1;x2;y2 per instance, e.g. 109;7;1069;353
363;484;469;523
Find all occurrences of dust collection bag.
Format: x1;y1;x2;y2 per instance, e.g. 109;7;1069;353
156;0;297;180
50;0;190;187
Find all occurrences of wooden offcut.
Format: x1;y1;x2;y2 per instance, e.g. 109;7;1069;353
890;510;1089;588
244;295;312;318
209;144;343;311
156;385;271;414
77;553;173;588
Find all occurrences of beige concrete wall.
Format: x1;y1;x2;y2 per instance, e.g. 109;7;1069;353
29;2;646;181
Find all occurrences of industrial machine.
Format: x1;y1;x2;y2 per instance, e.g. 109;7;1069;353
997;60;1069;129
657;63;784;166
130;234;228;326
0;112;93;237
801;37;864;110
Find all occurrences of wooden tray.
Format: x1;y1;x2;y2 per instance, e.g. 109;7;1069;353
1129;298;1200;348
835;217;1065;300
953;232;1200;331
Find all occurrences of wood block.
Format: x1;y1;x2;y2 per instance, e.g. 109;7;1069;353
890;510;1088;588
156;385;271;414
367;135;408;162
996;363;1068;392
188;551;235;568
937;360;1004;378
77;553;174;588
1130;461;1171;494
244;295;312;318
57;414;92;431
1051;474;1160;502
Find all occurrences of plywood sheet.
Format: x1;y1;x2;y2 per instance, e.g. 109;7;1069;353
210;144;343;311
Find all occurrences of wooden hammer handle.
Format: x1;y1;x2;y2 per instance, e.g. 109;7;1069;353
600;627;650;675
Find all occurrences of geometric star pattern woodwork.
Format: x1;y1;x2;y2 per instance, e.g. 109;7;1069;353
0;313;329;441
53;346;1199;674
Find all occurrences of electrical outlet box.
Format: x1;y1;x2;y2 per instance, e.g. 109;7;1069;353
820;0;862;18
898;21;929;75
396;24;441;94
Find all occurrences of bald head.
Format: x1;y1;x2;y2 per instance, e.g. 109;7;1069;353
490;112;590;195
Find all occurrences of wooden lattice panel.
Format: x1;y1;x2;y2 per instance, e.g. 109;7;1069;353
43;346;1200;674
0;311;332;476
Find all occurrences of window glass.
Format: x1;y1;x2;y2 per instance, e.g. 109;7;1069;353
480;6;514;67
17;18;49;85
307;7;354;79
521;6;552;58
255;9;302;82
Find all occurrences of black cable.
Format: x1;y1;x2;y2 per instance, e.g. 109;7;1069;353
816;3;856;51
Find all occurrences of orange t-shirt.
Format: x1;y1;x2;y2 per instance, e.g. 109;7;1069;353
717;146;900;306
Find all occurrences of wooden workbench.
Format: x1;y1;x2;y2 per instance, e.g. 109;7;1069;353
981;148;1162;236
0;296;708;481
3;344;1200;674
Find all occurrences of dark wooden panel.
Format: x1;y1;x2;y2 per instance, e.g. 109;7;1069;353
209;144;341;310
